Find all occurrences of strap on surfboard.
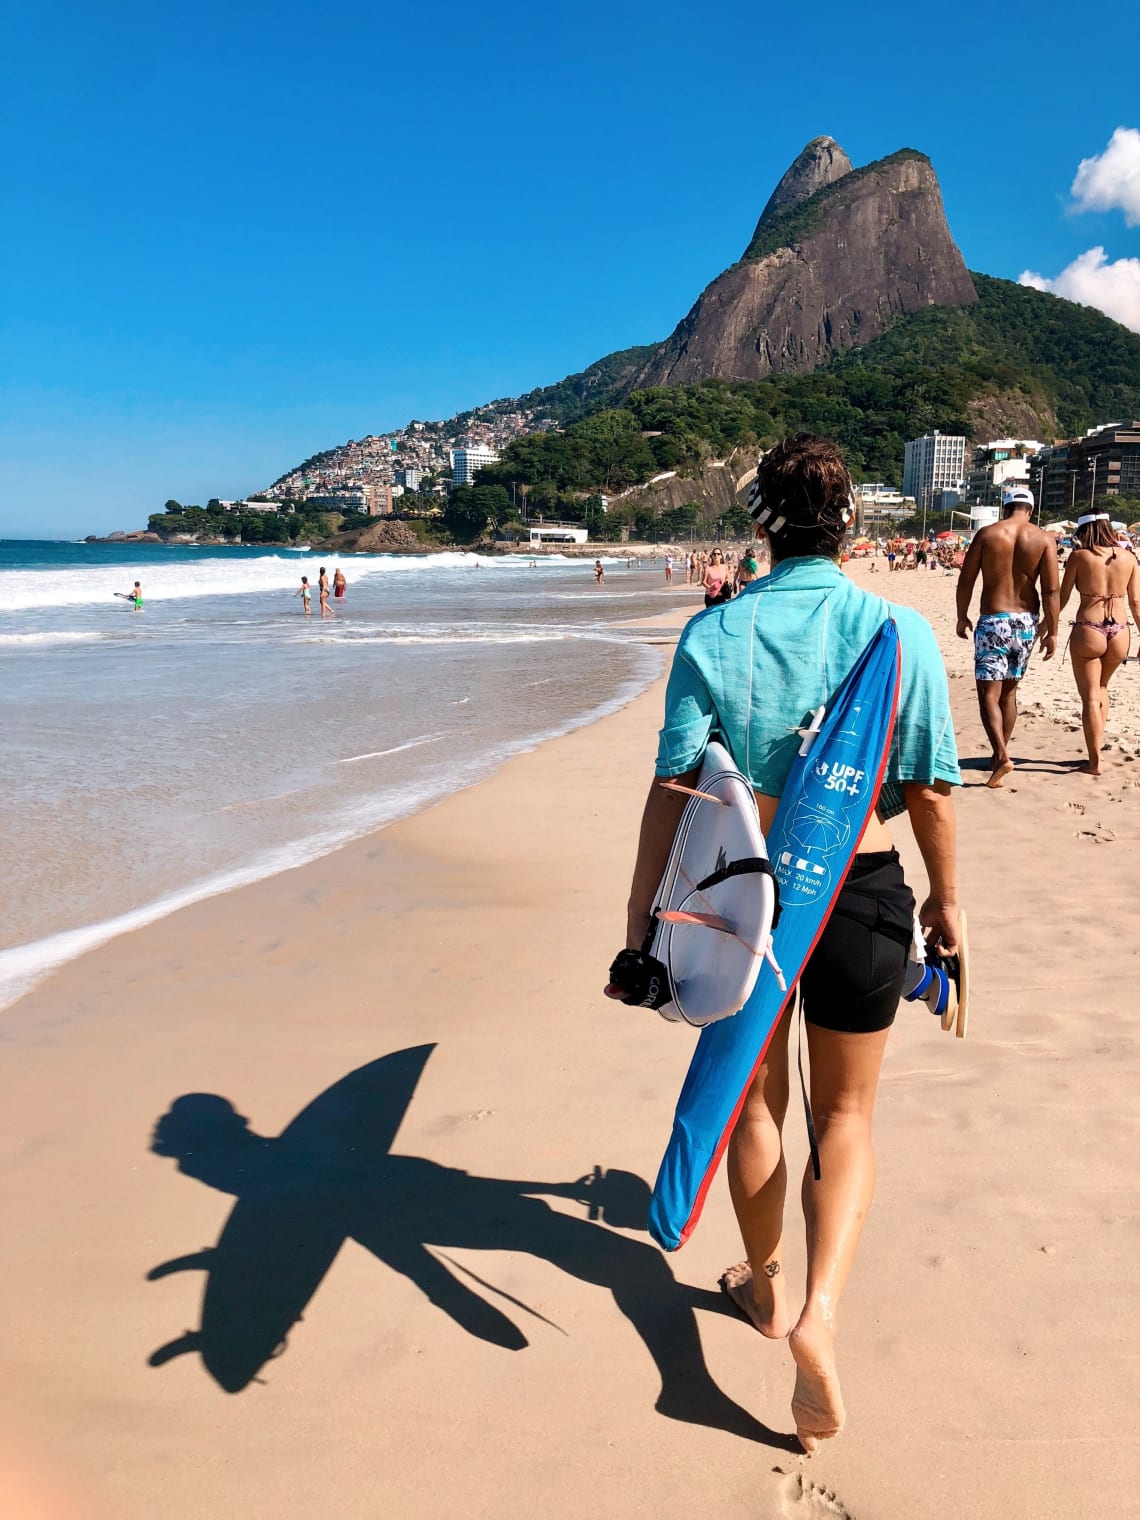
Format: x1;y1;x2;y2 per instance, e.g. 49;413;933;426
692;856;781;926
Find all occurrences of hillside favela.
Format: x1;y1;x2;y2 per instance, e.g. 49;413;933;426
4;27;1140;1520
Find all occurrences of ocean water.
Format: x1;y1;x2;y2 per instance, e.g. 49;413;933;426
0;541;682;1008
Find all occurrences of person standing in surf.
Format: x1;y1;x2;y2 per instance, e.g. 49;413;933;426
955;487;1059;788
333;567;347;602
606;435;961;1453
295;576;311;615
1058;512;1140;775
318;567;334;618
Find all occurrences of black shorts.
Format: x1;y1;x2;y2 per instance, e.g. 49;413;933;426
798;850;915;1035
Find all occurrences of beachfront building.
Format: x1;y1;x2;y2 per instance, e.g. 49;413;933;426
450;444;500;486
309;484;393;516
902;432;967;514
856;484;910;510
854;484;915;534
528;524;588;546
364;484;394;516
1030;422;1140;516
965;440;1044;507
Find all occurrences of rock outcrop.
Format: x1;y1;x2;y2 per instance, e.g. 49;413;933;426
608;459;748;522
966;387;1059;445
748;135;852;240
634;145;977;389
318;518;425;554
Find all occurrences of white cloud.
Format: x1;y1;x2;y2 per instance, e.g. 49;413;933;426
1070;127;1140;226
1019;247;1140;334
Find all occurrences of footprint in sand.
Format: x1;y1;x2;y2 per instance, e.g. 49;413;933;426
1065;801;1086;815
1076;828;1116;843
779;1471;857;1518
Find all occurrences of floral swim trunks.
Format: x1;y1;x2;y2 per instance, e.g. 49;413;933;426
974;611;1038;682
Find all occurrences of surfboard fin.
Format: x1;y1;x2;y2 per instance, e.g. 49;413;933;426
658;780;729;806
656;909;734;933
763;939;787;993
794;706;827;756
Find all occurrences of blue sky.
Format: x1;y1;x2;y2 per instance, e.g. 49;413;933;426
2;0;1138;537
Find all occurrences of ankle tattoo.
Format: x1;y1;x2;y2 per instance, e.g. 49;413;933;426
764;1261;781;1278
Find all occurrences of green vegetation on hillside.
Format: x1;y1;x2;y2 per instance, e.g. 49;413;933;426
147;499;332;544
741;148;931;263
468;344;661;427
471;277;1140;533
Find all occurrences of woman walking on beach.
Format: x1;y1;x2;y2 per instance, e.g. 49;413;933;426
702;548;728;607
607;435;961;1452
1059;512;1140;775
318;567;334;618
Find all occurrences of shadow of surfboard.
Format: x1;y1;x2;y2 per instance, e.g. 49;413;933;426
149;1044;435;1392
147;1045;798;1449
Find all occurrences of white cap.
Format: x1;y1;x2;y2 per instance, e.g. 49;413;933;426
1002;487;1034;508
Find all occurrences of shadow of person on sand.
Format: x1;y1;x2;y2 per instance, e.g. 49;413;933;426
147;1044;796;1449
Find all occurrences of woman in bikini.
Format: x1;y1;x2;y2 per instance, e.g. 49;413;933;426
1059;513;1140;776
318;567;334;618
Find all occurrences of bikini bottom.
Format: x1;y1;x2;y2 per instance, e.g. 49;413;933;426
1073;619;1127;640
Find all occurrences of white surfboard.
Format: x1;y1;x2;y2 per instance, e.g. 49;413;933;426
648;740;779;1027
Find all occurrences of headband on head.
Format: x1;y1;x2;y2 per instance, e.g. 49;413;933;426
747;452;857;533
1077;513;1110;527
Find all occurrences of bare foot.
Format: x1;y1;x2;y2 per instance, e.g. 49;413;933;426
789;1317;846;1453
1078;760;1102;777
718;1261;790;1339
985;759;1014;789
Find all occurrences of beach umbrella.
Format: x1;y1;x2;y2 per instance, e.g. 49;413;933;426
935;530;957;540
1041;522;1072;533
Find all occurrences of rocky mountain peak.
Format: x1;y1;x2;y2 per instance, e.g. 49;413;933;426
749;136;853;246
633;145;977;390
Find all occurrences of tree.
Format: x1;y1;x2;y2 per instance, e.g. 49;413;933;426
723;504;754;538
661;502;700;539
581;494;609;534
443;484;510;542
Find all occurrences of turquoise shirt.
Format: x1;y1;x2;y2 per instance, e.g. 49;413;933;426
655;557;960;819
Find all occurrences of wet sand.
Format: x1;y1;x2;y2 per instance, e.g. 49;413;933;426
2;566;1138;1518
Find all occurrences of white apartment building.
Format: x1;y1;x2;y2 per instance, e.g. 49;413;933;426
450;444;500;486
856;484;911;510
902;432;967;512
965;439;1044;506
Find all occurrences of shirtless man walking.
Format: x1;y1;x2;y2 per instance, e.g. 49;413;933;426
956;487;1059;787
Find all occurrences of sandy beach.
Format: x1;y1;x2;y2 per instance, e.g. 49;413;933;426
3;562;1139;1519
